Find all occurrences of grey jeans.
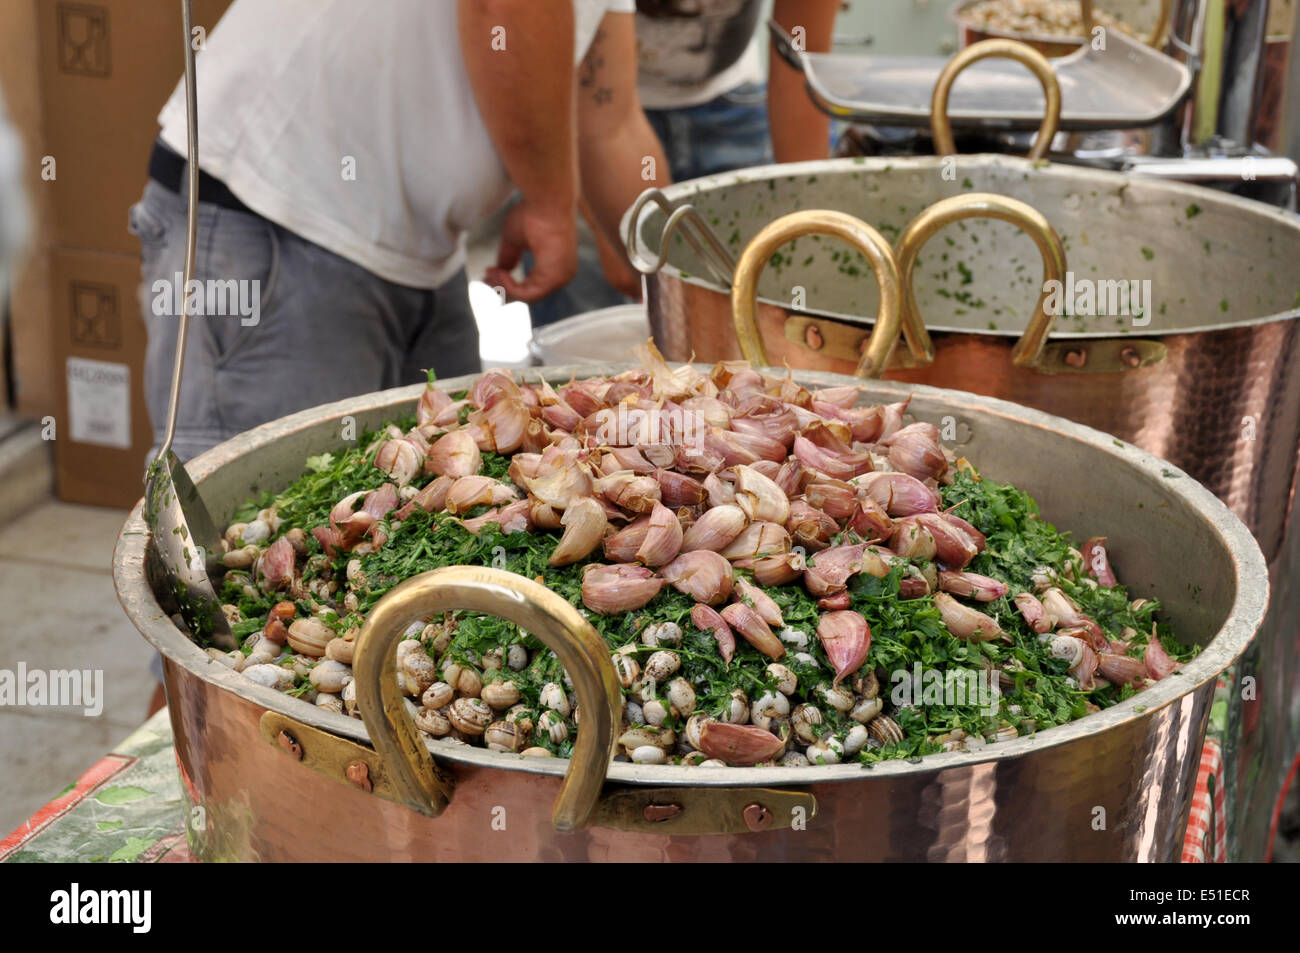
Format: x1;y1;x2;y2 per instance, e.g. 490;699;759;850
130;178;480;463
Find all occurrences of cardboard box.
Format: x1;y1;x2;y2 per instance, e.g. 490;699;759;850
49;245;151;508
0;0;231;504
34;0;232;254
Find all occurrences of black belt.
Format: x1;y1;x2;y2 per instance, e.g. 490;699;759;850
148;140;253;215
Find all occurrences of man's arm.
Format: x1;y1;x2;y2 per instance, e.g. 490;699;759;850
575;12;670;296
768;0;840;163
457;0;578;301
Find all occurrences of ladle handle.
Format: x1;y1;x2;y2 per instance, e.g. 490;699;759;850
930;39;1062;161
894;192;1067;369
155;0;200;466
731;210;903;378
352;566;624;832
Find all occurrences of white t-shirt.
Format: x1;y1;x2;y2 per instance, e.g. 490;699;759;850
635;0;766;110
157;0;633;289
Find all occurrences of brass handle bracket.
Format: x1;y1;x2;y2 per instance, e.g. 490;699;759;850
594;786;818;835
258;710;453;811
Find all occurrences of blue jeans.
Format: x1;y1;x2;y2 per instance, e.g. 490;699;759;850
529;83;773;328
130;178;480;462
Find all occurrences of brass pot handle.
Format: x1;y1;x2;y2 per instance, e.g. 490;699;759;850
895;192;1067;369
352;565;624;832
731;209;903;378
1080;0;1172;49
930;39;1062;160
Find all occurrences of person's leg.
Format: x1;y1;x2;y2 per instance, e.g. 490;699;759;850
133;180;237;461
398;267;481;382
679;81;774;178
132;175;455;461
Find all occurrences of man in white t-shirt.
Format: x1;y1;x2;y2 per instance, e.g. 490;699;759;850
529;0;839;327
131;0;666;461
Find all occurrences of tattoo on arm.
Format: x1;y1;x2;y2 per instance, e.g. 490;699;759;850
578;27;614;106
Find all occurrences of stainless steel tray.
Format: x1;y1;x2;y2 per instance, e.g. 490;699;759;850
771;20;1191;130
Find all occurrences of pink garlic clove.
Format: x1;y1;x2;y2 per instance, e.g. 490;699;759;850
1097;652;1147;687
595;471;661;515
681;504;747;553
738;553;808;587
886;429;948;481
1013;591;1053;634
444;476;518;514
889;517;938;561
636;502;684;567
914;513;979;568
416;383;453;427
1143;634;1183;681
934;592;1005;642
603;517;650;562
734;465;791;525
691;604;736;664
549;497;609;566
373;439;423;487
718;522;791;561
817;591;852;610
852;471;940;517
426;430;482;478
1082;537;1119;587
938;571;1008;602
581;563;664;615
817;610;872;686
787;501;839;552
719;603;787;660
697;721;785;766
803;479;858;520
662;550;734;605
735;576;784;627
394;474;454;519
653;469;706;508
942;512;987;551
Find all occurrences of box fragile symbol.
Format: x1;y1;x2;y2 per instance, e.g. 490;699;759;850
57;2;111;78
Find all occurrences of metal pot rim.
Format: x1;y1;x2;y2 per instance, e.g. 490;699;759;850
113;364;1268;788
625;154;1300;339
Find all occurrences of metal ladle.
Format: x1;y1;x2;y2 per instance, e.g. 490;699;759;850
143;0;233;648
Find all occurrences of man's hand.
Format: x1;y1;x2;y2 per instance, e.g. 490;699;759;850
458;1;579;299
485;199;578;303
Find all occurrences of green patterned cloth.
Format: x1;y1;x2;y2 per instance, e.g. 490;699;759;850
1;709;190;863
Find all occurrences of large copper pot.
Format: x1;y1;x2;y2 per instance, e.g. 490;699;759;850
625;155;1300;858
950;0;1173;56
113;365;1266;861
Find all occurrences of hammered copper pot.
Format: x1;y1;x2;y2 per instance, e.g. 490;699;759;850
626;155;1300;858
113;366;1266;862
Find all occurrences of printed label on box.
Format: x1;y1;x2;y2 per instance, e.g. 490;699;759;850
66;357;130;449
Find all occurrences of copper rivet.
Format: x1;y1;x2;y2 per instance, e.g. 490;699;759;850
345;761;373;793
1064;348;1087;367
743;802;773;832
277;729;303;761
804;325;824;350
1120;346;1141;367
643;803;683;822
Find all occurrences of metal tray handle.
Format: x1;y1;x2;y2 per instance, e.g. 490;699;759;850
930;39;1062;160
731;209;903;378
352;566;624;832
895;192;1067;369
624;187;737;289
